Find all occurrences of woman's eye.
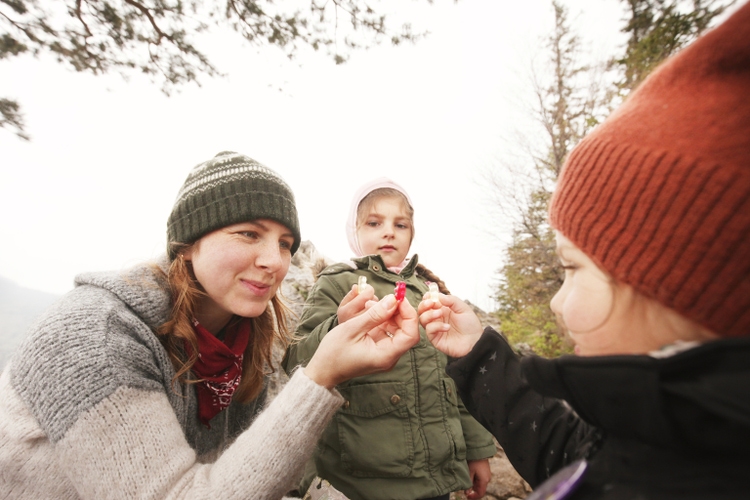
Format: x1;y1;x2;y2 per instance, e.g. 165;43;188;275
367;221;379;227
240;231;259;239
279;240;292;251
561;264;577;272
397;223;409;229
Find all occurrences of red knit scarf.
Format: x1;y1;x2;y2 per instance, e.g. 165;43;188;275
187;318;251;428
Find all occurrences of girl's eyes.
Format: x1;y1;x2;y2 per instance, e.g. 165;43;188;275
366;221;410;229
240;231;259;239
279;240;293;251
561;264;578;272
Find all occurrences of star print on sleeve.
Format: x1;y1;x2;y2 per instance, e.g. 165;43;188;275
479;366;487;374
489;352;497;361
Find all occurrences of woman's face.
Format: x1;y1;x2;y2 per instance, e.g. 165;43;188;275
184;219;294;333
356;196;413;268
550;232;716;356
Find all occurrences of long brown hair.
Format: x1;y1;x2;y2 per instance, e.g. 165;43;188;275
155;244;292;403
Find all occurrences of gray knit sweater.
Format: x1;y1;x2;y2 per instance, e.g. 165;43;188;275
0;260;343;499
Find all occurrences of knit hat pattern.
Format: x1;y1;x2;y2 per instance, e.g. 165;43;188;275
549;3;750;338
167;151;301;258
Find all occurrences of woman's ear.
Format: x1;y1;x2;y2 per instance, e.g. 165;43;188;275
181;245;194;261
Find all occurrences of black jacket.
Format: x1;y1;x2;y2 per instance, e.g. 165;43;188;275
447;328;750;499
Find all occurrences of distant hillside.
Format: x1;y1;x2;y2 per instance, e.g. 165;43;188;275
0;277;62;370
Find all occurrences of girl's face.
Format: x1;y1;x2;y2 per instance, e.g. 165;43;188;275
356;195;413;268
550;232;717;356
184;219;294;333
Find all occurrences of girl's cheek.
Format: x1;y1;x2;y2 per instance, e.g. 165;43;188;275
356;230;375;254
563;281;614;334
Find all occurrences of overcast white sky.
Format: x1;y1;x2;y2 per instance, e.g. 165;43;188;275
0;0;626;311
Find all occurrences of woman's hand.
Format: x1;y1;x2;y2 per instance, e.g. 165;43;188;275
337;282;376;324
305;294;419;389
418;293;483;358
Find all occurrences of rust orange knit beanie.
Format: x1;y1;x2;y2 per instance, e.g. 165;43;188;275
549;2;750;338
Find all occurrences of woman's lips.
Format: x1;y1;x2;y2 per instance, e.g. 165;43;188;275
241;280;272;296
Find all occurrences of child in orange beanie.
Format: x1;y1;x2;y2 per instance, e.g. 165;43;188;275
418;2;750;498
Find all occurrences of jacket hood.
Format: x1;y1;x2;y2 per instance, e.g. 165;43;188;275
521;336;750;456
345;177;415;259
73;257;172;330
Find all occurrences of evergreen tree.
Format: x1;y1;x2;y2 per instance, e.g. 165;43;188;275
1;0;430;139
616;0;733;92
492;0;734;357
493;0;608;357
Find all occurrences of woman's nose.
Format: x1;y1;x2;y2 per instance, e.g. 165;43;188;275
256;242;283;271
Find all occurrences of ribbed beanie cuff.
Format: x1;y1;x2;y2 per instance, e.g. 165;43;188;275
167;152;301;258
550;3;750;338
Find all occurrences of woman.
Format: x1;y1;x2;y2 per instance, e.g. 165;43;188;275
0;151;419;499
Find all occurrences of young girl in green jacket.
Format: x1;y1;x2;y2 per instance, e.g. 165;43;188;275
283;178;496;500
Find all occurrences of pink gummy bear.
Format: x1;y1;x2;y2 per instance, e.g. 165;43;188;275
395;281;406;302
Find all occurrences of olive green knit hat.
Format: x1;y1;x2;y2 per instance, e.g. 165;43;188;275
167;151;301;259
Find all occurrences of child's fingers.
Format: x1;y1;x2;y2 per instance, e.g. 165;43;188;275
342;283;377;306
418;307;445;328
421;320;450;340
417;295;441;314
340;284;358;305
339;285;378;323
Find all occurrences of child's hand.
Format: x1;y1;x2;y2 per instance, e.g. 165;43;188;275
305;294;419;389
418;293;483;358
465;459;491;499
337;283;376;324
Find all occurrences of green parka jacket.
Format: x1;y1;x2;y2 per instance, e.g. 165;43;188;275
283;254;496;500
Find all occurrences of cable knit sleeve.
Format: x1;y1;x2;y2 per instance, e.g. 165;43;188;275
1;267;345;499
55;368;342;499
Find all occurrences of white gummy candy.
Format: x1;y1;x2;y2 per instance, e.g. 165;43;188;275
428;282;440;304
358;276;367;293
